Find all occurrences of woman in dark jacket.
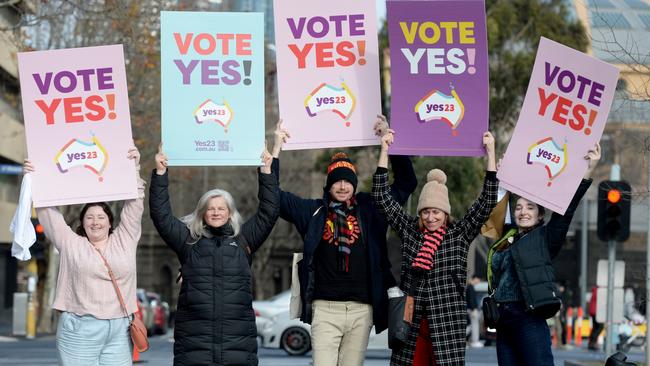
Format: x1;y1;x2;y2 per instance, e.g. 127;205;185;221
372;129;498;366
487;144;600;366
149;144;279;366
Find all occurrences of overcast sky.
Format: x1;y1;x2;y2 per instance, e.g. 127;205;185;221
376;0;386;23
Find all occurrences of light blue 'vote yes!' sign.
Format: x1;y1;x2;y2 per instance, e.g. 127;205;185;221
161;11;264;166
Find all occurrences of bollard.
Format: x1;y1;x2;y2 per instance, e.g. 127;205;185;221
566;307;574;345
575;307;583;347
26;260;38;339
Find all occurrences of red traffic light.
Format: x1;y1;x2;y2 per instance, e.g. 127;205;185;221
607;189;621;204
598;181;631;242
34;223;44;234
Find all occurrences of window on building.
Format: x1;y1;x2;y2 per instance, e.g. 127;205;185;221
590;11;633;29
623;0;650;9
589;0;616;8
638;14;650;29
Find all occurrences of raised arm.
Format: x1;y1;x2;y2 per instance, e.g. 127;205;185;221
271;158;321;237
241;147;280;253
113;146;145;248
546;143;600;258
23;159;76;251
455;132;499;243
36;206;76;252
374;114;417;205
372;128;417;241
149;143;190;255
270;120;321;236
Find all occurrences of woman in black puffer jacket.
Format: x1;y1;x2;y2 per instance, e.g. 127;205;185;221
487;144;600;366
149;144;279;366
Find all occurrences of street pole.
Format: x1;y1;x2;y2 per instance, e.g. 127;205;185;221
646;157;650;366
605;239;616;357
580;200;588;314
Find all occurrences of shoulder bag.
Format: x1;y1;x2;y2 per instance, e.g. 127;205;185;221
93;247;149;352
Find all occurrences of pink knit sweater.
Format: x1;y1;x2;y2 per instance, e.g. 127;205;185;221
36;173;145;319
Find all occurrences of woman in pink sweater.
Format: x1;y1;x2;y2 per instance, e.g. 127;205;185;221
24;146;144;366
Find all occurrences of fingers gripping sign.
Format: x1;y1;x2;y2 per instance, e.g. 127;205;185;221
155;143;169;175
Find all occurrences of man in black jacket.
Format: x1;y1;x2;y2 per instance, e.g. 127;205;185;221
271;117;417;366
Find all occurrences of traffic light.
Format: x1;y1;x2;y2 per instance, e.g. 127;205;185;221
30;218;46;259
31;218;45;242
597;180;631;242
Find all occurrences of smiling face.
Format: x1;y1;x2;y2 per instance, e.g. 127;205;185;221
419;207;447;232
203;196;230;228
514;197;542;230
329;180;354;203
82;206;111;243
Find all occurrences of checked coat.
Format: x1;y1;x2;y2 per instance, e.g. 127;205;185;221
372;168;498;365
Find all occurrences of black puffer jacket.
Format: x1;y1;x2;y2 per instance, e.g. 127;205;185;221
149;170;279;366
489;178;591;319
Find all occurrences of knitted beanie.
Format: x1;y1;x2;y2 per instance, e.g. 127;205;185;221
416;169;451;215
325;152;358;192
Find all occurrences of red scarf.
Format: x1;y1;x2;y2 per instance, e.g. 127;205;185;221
411;227;446;271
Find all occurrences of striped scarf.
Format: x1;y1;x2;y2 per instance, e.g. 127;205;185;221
411;227;446;271
327;197;358;272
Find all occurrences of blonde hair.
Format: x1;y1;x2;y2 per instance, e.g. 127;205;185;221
180;189;242;243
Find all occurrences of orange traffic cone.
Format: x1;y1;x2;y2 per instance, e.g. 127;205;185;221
575;307;583;347
133;303;143;363
133;346;140;363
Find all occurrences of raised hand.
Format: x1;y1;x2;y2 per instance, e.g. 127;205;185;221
272;119;291;158
381;128;395;151
127;145;140;167
373;114;389;137
584;143;601;179
155;143;168;175
482;131;495;156
23;159;35;175
260;141;272;174
483;132;496;172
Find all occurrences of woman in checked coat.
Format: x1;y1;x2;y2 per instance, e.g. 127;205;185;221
372;129;498;366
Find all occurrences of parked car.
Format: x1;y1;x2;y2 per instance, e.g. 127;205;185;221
136;288;153;333
137;288;170;336
148;292;170;335
253;290;388;356
252;291;292;335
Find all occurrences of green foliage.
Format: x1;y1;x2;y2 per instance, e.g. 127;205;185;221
486;0;588;144
411;156;484;217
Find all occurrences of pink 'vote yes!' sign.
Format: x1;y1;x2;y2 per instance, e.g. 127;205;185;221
498;38;619;214
18;45;138;207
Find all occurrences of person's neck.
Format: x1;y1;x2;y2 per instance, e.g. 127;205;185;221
90;237;109;251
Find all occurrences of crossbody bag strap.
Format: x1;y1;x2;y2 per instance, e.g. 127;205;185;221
92;246;130;319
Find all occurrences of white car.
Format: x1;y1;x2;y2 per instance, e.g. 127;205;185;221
253;290;388;356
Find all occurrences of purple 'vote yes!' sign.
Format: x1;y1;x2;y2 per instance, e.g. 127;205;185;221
387;0;489;156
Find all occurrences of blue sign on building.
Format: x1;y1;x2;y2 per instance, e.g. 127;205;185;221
0;164;22;175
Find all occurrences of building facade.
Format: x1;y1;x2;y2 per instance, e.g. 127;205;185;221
0;3;29;325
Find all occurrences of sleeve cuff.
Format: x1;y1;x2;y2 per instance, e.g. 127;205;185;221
151;169;169;185
375;167;389;175
486;171;497;181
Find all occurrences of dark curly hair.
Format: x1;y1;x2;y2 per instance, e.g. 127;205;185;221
76;202;114;237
